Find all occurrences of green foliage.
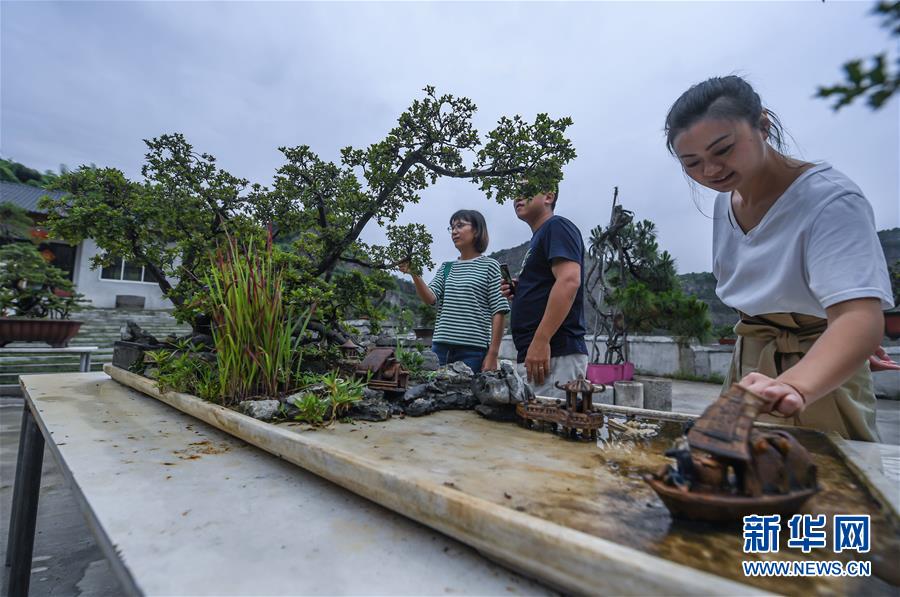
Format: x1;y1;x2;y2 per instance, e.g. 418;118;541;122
415;301;437;328
818;2;899;110
0;243;84;318
292;370;366;425
396;347;427;380
291;392;330;425
42;136;261;325
40;88;575;338
587;191;710;361
145;349;221;401
713;323;737;340
0;158;60;187
0;202;36;242
204;237;310;404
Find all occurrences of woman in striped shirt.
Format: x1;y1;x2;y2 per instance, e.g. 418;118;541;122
399;210;510;373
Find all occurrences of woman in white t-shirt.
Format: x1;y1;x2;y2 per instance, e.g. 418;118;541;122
664;75;896;441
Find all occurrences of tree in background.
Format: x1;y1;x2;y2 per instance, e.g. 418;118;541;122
41;87;575;341
817;1;899;110
0;202;37;243
585;188;711;365
0;158;63;188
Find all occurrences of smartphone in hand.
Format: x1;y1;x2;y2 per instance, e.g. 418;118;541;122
499;263;516;296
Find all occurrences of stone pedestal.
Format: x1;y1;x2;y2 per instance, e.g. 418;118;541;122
634;375;672;411
613;381;644;408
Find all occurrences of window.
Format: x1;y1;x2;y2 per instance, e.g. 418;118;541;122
100;258;159;283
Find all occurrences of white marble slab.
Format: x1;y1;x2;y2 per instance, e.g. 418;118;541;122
20;372;552;596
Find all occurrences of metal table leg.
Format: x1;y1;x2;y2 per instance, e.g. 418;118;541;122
6;406;45;597
79;352;91;373
4;405;29;567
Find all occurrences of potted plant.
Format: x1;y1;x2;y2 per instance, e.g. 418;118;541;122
0;242;86;347
584;189;710;383
413;302;437;342
714;324;737;345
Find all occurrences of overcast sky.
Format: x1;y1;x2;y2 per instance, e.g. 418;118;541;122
2;0;897;280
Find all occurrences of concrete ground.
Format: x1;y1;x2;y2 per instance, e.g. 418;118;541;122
1;382;897;595
669;379;900;446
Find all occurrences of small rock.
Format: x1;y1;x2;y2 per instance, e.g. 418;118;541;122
363;388;385;401
121;321;159;344
501;361;533;403
473;372;510;406
347;396;392;422
434;391;478;411
189;334;214;349
238;400;281;422
420;350;440;371
375;333;396;347
405;398;436;417
143;366;159;380
403;383;430;403
474;404;518;422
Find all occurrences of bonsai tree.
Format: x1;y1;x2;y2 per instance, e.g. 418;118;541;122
0;243;84;319
41;87;575;343
585;188;710;364
0;202;37;243
713;324;737;341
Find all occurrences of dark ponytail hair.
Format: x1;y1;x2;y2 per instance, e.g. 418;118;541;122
665;75;787;155
450;209;490;253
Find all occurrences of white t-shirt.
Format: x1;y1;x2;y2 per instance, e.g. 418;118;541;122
712;162;894;318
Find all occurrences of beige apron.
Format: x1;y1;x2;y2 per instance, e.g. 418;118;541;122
723;312;880;442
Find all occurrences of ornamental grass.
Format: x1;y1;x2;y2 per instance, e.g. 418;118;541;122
206;235;308;403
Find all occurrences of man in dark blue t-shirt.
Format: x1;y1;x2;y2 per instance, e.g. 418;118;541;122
500;185;588;398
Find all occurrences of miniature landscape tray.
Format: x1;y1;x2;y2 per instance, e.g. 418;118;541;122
104;365;899;595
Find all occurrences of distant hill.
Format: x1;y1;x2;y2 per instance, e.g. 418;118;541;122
878;227;900;264
486;242;530;276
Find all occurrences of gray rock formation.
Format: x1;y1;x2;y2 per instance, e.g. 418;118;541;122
471;361;533;421
238;399;281;422
347;388;391;422
395;361;478;416
420;350;440;371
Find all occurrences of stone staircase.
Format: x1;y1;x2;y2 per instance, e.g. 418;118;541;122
0;309;191;393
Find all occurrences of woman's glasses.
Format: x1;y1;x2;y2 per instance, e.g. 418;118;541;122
447;222;471;233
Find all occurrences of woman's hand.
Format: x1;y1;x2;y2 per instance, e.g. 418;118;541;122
869;346;900;372
482;352;499;372
739;372;806;417
398;261;412;275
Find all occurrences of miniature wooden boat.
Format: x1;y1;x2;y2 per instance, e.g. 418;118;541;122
644;477;818;522
645;383;819;523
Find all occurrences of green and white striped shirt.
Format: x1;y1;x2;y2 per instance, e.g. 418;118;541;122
428;256;510;349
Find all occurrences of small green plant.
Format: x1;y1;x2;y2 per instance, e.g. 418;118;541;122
396;348;426;379
292;392;330;425
145;349;221;401
292;370;366;425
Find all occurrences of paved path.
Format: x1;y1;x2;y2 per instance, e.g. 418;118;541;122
1;380;897;595
670;379;900;446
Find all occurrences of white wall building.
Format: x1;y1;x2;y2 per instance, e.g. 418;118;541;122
1;181;174;310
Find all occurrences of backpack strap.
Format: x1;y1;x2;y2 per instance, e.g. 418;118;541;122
438;261;453;308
